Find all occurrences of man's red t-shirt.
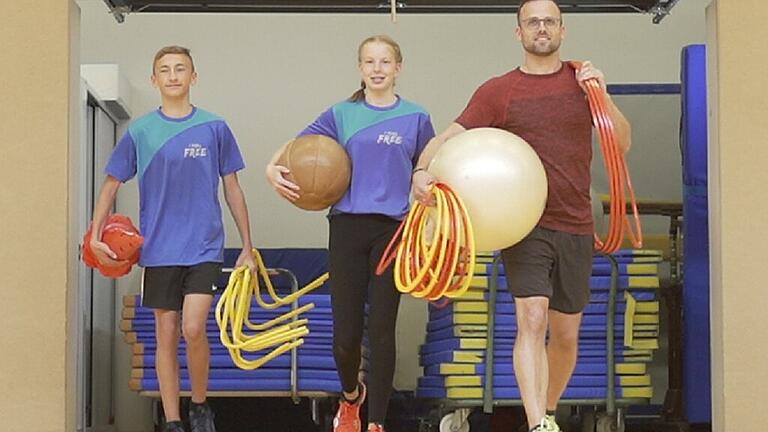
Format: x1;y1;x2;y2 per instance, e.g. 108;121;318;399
455;62;593;235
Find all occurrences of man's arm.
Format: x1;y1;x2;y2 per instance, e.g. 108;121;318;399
414;122;467;171
575;61;632;153
412;122;467;204
222;172;256;272
605;96;632;153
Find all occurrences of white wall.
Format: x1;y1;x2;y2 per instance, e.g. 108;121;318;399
79;0;705;247
77;1;706;429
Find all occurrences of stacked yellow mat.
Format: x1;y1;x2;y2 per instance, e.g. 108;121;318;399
416;250;662;401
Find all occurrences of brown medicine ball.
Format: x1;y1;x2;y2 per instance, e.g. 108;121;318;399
276;134;352;211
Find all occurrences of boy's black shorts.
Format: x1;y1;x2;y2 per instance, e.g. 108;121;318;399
140;262;222;311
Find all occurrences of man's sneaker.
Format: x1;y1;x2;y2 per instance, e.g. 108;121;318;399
189;401;216;432
368;423;385;432
333;382;367;432
532;415;560;432
162;421;185;432
544;414;561;431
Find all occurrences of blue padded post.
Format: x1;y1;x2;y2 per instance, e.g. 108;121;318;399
680;44;711;423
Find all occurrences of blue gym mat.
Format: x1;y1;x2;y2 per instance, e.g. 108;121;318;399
135;378;342;393
422;362;647;377
418;339;653;357
428;301;631;317
448;290;657;303
135;368;339;381
415;386;651;400
220;248;330;293
124;293;333;309
419;351;644;366
134;353;339;369
418;374;650;389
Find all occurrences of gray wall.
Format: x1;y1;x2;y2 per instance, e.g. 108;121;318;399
80;1;705;250
77;1;706;429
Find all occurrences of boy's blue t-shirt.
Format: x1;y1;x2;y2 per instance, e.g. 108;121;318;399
105;107;245;267
299;97;435;220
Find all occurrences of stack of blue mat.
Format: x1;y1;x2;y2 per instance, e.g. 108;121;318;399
415;250;662;401
121;248;350;395
122;293;347;393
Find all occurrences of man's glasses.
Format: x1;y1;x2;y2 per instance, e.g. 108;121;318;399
521;17;561;31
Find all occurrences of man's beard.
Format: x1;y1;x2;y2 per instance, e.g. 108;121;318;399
524;38;560;56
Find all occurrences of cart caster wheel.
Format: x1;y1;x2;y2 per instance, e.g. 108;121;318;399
596;414;623;432
419;417;437;432
439;409;471;432
580;409;596;432
596;415;615;432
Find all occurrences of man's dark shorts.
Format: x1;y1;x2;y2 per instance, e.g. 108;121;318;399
500;227;592;314
141;262;222;311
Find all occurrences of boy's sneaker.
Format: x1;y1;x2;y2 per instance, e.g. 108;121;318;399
333;382;367;432
543;414;561;431
162;421;185;432
189;401;216;432
368;423;385;432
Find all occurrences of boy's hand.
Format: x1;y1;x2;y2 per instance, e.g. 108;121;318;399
90;239;129;267
235;248;257;274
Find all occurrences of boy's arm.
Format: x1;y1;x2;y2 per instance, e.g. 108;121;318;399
222;172;256;272
89;176;128;266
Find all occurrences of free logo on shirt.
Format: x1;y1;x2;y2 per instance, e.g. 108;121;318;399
183;143;208;158
377;131;403;145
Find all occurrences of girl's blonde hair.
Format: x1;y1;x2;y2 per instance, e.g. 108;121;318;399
348;35;403;103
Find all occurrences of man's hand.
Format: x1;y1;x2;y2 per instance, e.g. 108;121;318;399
265;164;300;201
412;170;437;206
575;60;607;93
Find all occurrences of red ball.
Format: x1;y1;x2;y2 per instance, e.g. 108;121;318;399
82;214;143;278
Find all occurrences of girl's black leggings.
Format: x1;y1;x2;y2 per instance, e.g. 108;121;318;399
328;213;402;425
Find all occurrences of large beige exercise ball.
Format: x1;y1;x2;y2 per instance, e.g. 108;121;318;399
428;128;548;251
